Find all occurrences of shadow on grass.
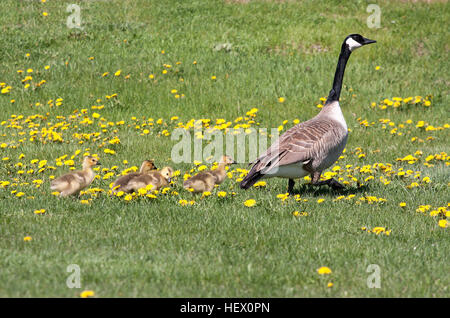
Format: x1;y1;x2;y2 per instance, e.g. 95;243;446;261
289;182;369;196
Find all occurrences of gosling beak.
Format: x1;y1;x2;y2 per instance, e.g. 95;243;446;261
96;161;101;166
167;177;172;183
362;37;376;45
232;160;237;165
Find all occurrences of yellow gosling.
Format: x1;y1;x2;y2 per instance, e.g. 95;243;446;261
111;160;157;194
50;156;100;197
127;166;173;192
183;155;235;193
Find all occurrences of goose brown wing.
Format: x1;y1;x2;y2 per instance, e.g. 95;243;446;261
250;118;338;172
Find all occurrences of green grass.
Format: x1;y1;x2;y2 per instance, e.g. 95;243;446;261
0;0;449;297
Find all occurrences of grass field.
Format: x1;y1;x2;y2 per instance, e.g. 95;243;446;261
0;0;449;297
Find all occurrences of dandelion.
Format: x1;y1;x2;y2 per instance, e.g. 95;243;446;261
244;199;256;207
317;267;332;275
399;202;407;208
253;181;267;188
372;227;386;235
114;70;121;77
278;97;285;103
80;290;95;298
23;236;32;242
438;219;447;228
217;191;227;198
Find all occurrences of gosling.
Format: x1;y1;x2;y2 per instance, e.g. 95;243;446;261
111;160;157;194
183;155;236;193
50;156;100;197
127;166;174;192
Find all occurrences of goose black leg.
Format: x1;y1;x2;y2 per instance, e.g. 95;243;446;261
288;179;295;195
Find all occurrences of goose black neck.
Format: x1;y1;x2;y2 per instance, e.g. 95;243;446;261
326;44;351;104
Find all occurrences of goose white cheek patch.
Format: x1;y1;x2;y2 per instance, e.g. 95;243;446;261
346;38;362;51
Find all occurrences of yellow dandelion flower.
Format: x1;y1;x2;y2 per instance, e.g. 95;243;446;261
244;199;256;207
80;290;95;298
217;191;227;198
253;181;267;188
317;266;332;275
202;191;211;197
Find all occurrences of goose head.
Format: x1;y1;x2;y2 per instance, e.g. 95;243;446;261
220;155;237;165
83;156;101;169
344;34;376;52
140;160;157;174
160;166;174;183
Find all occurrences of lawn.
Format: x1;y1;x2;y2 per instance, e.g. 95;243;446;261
0;0;448;297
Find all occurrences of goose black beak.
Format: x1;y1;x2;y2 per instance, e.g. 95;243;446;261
363;37;376;45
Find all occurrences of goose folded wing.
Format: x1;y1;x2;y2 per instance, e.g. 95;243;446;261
251;120;335;172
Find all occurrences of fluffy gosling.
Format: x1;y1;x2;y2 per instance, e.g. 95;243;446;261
111;160;157;194
50;156;100;197
127;166;174;192
183;155;236;193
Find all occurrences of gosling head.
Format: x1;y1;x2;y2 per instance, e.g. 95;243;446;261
160;166;174;183
220;155;237;165
140;160;157;174
344;34;376;52
83;156;101;169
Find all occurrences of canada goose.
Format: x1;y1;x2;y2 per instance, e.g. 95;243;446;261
50;156;101;197
183;155;236;193
111;160;157;193
127;166;174;192
240;34;376;193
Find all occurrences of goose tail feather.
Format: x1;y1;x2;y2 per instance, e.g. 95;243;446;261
240;169;263;190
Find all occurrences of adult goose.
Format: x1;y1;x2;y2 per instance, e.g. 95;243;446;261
240;34;376;193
